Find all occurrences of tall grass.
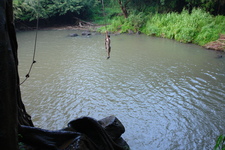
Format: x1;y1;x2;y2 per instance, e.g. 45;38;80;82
98;12;147;33
97;16;124;33
99;8;225;46
142;9;225;45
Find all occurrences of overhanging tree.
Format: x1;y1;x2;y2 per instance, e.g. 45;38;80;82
117;0;130;18
0;0;33;149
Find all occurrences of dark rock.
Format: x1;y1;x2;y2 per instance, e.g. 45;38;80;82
216;55;223;58
98;115;125;140
68;116;129;150
68;33;79;37
19;125;80;150
136;31;141;34
19;116;130;150
81;31;91;36
128;30;134;34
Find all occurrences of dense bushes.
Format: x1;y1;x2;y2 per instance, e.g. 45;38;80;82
13;0;100;21
13;1;225;46
98;12;147;33
142;9;225;45
99;9;225;46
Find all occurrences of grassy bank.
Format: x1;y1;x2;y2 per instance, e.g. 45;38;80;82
98;9;225;49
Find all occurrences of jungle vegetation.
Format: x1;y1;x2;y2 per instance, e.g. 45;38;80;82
13;0;225;47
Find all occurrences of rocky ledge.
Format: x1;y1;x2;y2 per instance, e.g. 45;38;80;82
204;34;225;52
19;116;130;150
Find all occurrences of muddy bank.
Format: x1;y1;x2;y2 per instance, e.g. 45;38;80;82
16;24;103;31
204;34;225;52
40;25;101;31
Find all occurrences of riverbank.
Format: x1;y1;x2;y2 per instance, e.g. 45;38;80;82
37;25;102;31
97;9;225;52
204;34;225;52
16;22;225;52
40;25;225;52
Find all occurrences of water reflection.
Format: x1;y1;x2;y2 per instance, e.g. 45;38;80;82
17;30;225;150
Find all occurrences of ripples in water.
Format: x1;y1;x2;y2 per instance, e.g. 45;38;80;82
17;30;225;150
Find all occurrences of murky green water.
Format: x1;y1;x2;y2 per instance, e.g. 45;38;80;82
17;30;225;150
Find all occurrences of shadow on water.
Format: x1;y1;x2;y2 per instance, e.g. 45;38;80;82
17;30;225;150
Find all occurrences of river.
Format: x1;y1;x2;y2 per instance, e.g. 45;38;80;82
17;30;225;150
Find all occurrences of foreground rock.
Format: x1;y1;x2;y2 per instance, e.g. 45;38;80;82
19;116;130;150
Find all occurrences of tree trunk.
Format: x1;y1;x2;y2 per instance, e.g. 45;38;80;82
118;0;130;18
0;0;33;149
0;0;18;149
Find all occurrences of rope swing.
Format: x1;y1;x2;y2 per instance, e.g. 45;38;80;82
101;0;107;30
101;0;111;59
20;0;40;85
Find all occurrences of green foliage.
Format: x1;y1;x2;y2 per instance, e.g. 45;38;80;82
141;8;225;45
121;12;146;33
105;0;225;15
46;0;83;16
185;0;225;15
100;8;224;46
13;0;99;21
13;0;37;21
98;16;124;33
13;0;225;47
214;135;225;150
92;6;121;24
78;0;101;20
98;12;146;33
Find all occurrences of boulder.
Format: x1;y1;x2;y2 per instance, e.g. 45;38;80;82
81;31;91;36
68;33;79;37
19;116;130;150
98;115;125;140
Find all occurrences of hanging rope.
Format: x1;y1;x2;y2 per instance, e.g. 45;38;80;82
20;0;40;85
101;0;112;59
101;0;107;31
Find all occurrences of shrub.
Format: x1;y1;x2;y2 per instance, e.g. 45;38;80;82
99;8;225;46
142;8;225;45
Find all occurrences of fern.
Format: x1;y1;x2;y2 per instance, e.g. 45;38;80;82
214;135;225;150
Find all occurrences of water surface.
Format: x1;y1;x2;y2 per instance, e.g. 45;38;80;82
17;30;225;150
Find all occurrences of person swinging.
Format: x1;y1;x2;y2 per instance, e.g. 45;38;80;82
105;31;111;59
